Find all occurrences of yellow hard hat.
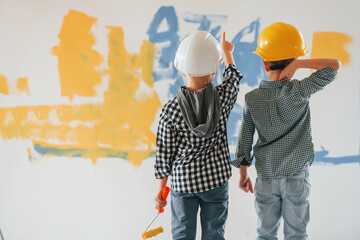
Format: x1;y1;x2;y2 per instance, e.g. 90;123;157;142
253;22;308;61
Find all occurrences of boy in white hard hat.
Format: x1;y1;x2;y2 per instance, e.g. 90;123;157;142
232;22;341;239
154;31;242;239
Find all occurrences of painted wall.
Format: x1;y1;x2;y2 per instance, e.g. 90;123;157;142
0;0;359;239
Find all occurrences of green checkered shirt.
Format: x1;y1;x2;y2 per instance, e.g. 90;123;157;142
232;68;338;179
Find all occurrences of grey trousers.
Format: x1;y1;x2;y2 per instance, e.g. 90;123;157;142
255;167;311;240
170;182;229;240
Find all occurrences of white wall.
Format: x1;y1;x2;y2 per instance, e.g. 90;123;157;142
0;0;359;239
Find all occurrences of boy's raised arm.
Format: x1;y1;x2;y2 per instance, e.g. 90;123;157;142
279;58;341;80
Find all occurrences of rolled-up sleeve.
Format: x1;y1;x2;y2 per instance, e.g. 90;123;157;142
298;67;338;99
231;100;255;167
154;110;177;179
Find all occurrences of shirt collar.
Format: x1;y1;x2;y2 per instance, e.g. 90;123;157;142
259;78;289;89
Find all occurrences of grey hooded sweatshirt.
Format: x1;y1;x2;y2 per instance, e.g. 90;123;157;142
176;83;220;138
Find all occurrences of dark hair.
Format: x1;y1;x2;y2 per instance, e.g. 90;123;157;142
268;58;295;71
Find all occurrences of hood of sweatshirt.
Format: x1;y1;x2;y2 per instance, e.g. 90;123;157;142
176;83;220;138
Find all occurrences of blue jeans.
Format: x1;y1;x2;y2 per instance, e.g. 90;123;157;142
170;182;229;240
255;168;311;240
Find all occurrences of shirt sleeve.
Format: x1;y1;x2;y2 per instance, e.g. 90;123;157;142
216;64;242;113
154;109;177;179
297;67;338;99
231;100;255;167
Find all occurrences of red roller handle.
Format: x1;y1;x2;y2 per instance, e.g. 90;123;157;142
156;186;170;213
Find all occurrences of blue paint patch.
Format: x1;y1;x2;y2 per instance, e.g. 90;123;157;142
33;144;135;160
34;143;82;158
147;6;180;70
34;143;49;154
226;104;243;146
232;18;264;87
314;148;360;165
183;12;227;38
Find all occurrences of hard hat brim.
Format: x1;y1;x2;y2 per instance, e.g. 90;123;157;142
253;49;308;62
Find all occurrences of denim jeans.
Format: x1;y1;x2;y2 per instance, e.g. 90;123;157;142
254;167;311;240
170;182;229;240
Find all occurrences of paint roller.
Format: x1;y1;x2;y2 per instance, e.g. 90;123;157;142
142;186;170;239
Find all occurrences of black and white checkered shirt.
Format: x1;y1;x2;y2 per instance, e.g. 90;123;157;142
155;64;242;193
232;68;338;179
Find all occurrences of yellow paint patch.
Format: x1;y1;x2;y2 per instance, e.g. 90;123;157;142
16;78;30;94
0;10;161;166
141;40;157;88
103;26;161;165
0;75;9;95
311;32;352;66
52;10;103;100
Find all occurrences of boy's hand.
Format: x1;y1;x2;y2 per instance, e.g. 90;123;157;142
279;60;298;80
239;175;254;193
154;189;167;210
239;165;253;193
154;178;168;211
222;32;235;65
222;32;234;54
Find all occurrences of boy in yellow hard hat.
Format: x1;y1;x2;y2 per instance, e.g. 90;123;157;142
154;31;242;239
232;22;340;239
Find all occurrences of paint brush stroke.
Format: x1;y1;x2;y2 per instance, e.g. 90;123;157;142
16;78;30;95
0;75;9;95
52;10;103;100
314;148;360;165
0;75;30;95
0;10;161;166
103;26;161;165
311;32;352;66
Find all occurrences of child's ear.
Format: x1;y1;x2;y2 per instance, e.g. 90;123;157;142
263;61;270;72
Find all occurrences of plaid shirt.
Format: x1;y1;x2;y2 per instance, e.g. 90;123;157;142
155;64;242;193
232;68;338;179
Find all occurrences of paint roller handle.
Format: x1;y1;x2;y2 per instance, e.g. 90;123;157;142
156;186;170;213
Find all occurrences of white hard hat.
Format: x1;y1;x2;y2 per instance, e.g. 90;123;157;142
174;31;224;77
